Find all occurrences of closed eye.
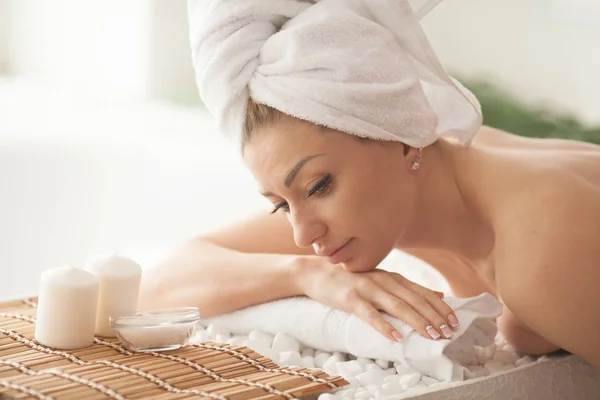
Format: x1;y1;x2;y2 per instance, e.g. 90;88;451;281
308;174;332;197
270;201;289;214
270;174;332;215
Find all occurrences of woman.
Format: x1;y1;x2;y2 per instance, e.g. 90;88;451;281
140;0;600;368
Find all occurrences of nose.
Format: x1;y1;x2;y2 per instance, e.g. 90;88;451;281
289;210;327;249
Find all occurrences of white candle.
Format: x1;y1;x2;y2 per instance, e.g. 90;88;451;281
85;255;142;337
35;266;99;349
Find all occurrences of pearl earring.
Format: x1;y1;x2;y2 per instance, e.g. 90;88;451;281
411;148;423;170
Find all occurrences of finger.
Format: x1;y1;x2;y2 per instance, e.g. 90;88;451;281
382;274;454;339
400;278;459;333
348;290;403;342
373;283;446;340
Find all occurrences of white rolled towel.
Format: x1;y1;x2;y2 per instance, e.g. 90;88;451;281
199;293;503;381
188;0;482;152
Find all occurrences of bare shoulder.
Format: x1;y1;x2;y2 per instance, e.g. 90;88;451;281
494;171;600;366
495;169;600;271
474;126;600;152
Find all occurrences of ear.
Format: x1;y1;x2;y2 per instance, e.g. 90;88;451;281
402;143;411;156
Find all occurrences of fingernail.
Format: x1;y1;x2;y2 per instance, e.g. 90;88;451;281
425;325;441;340
440;324;454;338
392;330;403;342
448;314;459;328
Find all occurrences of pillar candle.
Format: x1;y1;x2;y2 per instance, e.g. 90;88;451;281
85;255;142;337
35;266;99;349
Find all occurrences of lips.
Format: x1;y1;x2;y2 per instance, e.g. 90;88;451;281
317;239;353;263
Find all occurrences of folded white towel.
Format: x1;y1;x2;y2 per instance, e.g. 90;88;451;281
199;293;502;381
188;0;482;151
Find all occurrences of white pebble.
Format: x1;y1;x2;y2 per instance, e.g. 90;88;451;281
420;376;440;386
384;375;402;384
385;367;396;375
494;351;519;365
245;339;276;361
382;382;403;394
190;330;210;343
301;348;315;358
465;365;488;379
206;324;230;339
448;350;475;366
485;361;510;374
366;384;380;394
272;333;301;353
333;351;347;361
357;357;374;367
301;356;316;369
215;334;231;343
355;388;371;399
336;360;364;379
395;364;417;375
323;355;342;376
226;336;246;346
374;390;390;400
516;356;536;367
344;377;361;388
475;349;489;365
495;333;506;345
399;372;421;388
356;369;389;386
335;388;357;398
279;351;302;367
375;359;390;369
245;339;269;353
503;344;518;353
483;344;496;359
315;352;332;368
248;330;274;347
366;363;382;371
318;394;341;400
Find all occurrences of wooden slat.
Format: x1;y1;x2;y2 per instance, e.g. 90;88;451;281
0;297;348;399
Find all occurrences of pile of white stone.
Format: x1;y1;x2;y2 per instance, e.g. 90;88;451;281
191;325;539;400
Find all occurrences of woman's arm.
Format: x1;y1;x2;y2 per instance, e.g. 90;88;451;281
139;212;315;316
139;211;457;342
139;238;308;317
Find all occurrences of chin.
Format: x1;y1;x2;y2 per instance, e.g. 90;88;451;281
340;250;391;272
341;261;373;272
341;254;384;272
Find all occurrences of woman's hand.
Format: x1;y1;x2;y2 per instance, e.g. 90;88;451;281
296;256;459;342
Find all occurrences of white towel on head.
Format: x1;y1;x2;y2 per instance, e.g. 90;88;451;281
198;293;503;381
188;0;482;152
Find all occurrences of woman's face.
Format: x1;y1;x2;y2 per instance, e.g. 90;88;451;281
243;118;419;271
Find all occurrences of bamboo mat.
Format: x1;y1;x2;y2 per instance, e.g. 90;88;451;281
0;297;348;400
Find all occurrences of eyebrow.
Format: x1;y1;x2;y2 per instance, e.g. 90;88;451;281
285;153;326;187
260;153;327;196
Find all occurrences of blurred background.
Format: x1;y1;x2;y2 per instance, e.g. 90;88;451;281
0;0;599;301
